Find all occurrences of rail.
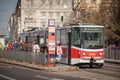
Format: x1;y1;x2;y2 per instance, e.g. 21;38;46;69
0;46;120;65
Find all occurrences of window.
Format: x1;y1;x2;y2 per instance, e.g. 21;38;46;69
72;27;81;46
81;27;104;49
26;1;34;8
55;0;60;9
91;0;96;4
63;0;68;9
49;0;53;9
49;12;53;19
61;29;68;45
41;12;46;19
41;22;45;27
56;12;60;19
40;0;46;8
26;13;33;19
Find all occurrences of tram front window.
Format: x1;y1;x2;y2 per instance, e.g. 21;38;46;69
82;32;103;49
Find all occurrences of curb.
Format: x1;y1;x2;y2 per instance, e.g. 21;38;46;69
0;58;79;72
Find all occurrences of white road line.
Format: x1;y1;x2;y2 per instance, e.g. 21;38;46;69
36;75;51;80
52;78;64;80
0;74;16;80
36;75;64;80
0;65;12;69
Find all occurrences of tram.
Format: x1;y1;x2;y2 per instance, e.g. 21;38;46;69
56;24;104;67
19;23;104;67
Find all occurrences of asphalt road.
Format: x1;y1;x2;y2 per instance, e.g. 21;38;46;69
52;63;120;80
0;62;84;80
0;62;120;80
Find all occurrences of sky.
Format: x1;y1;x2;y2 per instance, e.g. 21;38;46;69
0;0;18;36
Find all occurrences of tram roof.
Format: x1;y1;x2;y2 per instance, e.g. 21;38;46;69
63;24;104;28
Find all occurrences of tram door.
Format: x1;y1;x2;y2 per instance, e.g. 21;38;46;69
25;36;28;42
68;32;71;64
36;35;40;44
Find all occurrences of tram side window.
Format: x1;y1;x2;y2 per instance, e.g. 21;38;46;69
72;27;81;46
56;30;60;44
61;29;68;45
25;36;28;42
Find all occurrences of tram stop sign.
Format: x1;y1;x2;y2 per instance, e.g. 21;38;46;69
48;19;56;66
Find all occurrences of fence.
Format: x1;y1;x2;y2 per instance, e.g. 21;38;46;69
0;46;120;64
0;51;46;65
104;46;120;60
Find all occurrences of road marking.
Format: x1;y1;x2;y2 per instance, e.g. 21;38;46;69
36;75;51;80
52;78;64;80
0;65;12;69
36;75;64;80
0;74;16;80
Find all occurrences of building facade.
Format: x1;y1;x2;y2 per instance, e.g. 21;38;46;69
20;0;73;33
9;0;120;41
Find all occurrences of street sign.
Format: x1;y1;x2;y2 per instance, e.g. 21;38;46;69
48;19;55;54
48;19;56;66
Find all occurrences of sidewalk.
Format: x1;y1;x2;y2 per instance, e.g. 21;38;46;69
0;58;79;72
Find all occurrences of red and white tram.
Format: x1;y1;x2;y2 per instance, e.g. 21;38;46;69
19;24;104;67
56;24;104;67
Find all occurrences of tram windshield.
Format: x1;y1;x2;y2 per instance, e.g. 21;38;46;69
72;27;104;49
81;27;104;49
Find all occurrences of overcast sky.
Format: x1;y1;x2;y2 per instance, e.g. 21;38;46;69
0;0;18;36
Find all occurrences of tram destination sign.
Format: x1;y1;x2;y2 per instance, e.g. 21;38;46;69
82;28;101;31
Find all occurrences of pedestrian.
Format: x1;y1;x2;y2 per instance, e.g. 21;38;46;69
13;40;19;51
8;41;13;51
32;42;40;53
56;43;63;62
32;42;40;64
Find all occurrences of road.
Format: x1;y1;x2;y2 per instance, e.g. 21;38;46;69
0;62;83;80
0;62;120;80
52;63;120;80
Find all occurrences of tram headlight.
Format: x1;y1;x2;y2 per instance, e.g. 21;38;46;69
100;53;102;55
83;52;86;55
